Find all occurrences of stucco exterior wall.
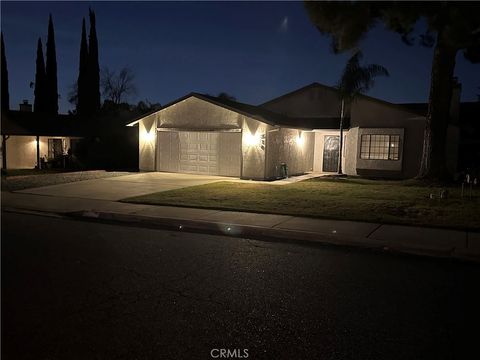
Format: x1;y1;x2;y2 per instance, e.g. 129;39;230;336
4;136;38;168
265;129;314;179
351;98;425;178
139;115;157;171
241;117;267;179
351;97;424;128
262;86;343;118
1;135;71;169
344;127;358;175
156;97;242;129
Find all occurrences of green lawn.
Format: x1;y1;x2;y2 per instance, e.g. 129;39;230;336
123;177;480;230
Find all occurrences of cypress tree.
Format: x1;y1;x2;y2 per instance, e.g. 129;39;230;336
45;14;58;114
34;38;47;113
77;18;88;115
88;8;100;113
1;32;9;111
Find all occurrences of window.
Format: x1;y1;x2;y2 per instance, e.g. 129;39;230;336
48;138;64;159
360;134;400;160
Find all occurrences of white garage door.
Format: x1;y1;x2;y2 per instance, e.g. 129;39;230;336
157;131;241;177
179;132;218;174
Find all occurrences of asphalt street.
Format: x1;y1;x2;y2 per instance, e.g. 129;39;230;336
2;211;479;360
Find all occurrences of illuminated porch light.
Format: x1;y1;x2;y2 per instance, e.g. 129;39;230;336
245;132;261;147
296;133;304;146
144;131;155;142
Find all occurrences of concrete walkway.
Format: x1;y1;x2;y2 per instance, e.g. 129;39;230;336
2;191;479;263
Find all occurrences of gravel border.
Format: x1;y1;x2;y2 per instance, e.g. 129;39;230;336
1;170;131;191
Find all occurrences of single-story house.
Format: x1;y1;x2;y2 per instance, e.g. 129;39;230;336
127;83;460;180
128;82;461;180
1;102;85;169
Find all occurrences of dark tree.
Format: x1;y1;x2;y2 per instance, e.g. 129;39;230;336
87;8;101;113
337;50;389;174
305;2;480;180
101;67;137;104
45;14;58;114
217;92;237;101
34;38;48;113
76;18;89;115
133;100;161;115
1;32;9;111
67;82;78;109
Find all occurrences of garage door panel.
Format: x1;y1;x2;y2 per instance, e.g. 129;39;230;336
158;131;241;176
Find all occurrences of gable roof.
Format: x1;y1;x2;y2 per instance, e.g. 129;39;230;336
126;92;343;130
196;93;294;127
262;82;426;117
260;82;335;107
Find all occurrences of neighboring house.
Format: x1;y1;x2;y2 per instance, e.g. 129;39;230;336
1;101;85;169
127;82;462;180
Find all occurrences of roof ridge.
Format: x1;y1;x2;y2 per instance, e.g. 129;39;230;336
260;82;336;106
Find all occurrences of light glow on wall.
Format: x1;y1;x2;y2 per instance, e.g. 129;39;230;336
245;132;261;147
296;132;304;146
144;130;155;142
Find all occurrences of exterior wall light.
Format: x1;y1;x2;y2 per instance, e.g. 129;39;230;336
296;134;304;146
245;132;261;147
144;131;155;142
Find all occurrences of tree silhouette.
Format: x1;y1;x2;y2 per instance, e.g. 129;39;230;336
45;14;58;114
34;38;48;113
1;32;9;111
87;8;100;113
217;92;237;101
101;67;137;105
305;2;480;180
337;50;389;174
67;82;78;110
77;18;89;115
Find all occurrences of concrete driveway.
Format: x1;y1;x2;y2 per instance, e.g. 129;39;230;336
16;172;231;201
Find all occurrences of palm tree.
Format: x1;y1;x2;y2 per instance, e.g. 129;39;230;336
336;50;389;174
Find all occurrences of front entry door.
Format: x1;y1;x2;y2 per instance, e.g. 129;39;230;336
322;135;339;172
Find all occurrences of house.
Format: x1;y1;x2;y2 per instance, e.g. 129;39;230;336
1;101;85;169
127;82;461;180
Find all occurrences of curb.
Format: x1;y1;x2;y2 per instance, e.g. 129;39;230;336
4;206;479;264
64;210;479;264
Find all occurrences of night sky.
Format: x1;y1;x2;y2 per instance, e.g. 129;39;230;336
1;1;478;114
